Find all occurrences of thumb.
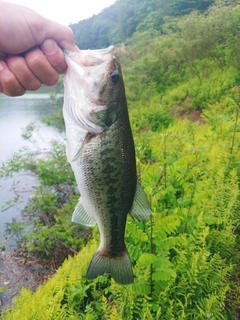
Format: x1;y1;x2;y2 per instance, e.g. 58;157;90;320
38;19;77;52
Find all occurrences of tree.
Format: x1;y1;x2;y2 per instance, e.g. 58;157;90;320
170;0;214;15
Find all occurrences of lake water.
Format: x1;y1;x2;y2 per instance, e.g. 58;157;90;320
0;92;64;249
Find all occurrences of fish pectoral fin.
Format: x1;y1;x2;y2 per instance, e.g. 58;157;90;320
66;142;72;163
71;133;95;162
129;181;151;221
86;249;134;285
71;144;84;162
65;124;88;163
72;198;96;227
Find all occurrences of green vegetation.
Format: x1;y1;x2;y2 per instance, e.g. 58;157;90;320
0;137;91;269
1;0;240;318
71;0;214;49
117;1;240;113
2;103;240;319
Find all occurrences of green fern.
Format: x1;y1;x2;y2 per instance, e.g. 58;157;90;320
2;96;240;319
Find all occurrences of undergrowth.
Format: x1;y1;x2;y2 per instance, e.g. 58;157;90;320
0;139;90;270
2;100;240;319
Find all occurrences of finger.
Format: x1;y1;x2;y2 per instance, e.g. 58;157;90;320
24;47;59;86
0;61;25;96
41;39;67;74
0;51;6;61
6;55;41;91
40;21;76;52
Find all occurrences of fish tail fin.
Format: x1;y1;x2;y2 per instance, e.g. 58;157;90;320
86;249;134;285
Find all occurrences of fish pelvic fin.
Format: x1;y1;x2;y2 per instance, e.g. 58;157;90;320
129;181;151;221
72;198;96;227
86;249;134;285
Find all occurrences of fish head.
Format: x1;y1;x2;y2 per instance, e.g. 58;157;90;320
64;46;126;133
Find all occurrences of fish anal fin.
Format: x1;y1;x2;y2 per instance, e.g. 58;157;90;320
72;198;96;227
86;249;134;285
129;181;151;221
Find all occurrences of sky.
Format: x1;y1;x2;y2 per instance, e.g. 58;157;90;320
9;0;116;25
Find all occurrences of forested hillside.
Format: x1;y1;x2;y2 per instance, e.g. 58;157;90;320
117;0;240;115
71;0;214;49
2;0;240;319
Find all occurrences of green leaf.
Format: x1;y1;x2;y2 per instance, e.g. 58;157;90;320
138;253;158;265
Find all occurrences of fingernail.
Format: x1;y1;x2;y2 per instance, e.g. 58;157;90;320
42;39;56;55
0;61;4;71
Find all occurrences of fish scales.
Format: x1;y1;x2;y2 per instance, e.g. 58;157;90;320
76;113;136;257
63;46;151;285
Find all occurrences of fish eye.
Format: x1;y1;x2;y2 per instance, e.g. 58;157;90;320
110;71;120;84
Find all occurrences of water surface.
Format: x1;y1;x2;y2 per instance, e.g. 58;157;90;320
0;93;64;247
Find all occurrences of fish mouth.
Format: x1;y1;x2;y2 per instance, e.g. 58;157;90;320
89;98;117;109
64;46;114;67
80;46;114;66
88;98;107;108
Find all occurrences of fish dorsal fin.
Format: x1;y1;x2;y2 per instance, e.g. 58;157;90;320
72;198;96;227
129;182;151;221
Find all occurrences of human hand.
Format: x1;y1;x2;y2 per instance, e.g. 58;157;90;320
0;1;76;96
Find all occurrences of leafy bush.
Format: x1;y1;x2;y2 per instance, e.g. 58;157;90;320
0;139;90;270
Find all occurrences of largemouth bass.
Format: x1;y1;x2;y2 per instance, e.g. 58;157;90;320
63;46;151;285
